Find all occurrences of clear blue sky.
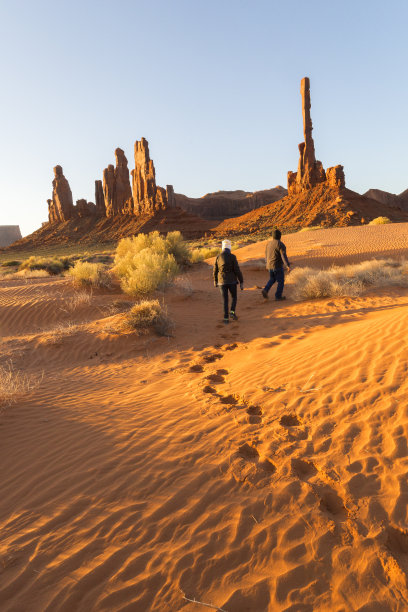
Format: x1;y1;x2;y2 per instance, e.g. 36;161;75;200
1;0;407;236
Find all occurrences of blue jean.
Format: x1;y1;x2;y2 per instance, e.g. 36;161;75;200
220;284;237;318
264;268;285;298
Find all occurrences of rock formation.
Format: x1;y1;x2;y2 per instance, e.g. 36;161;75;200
103;148;133;217
75;199;96;217
0;225;22;247
131;138;175;215
95;180;105;216
47;139;178;224
48;165;74;223
288;77;345;195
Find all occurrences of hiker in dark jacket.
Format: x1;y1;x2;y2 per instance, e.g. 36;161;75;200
214;240;244;324
262;229;291;300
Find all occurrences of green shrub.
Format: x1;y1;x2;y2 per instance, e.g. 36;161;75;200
67;261;111;288
114;231;181;295
369;217;391;225
125;299;174;336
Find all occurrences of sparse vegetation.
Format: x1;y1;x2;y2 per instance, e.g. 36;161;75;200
0;268;50;280
124;300;174;336
298;226;322;233
369;217;391;225
67;261;112;288
61;290;93;313
113;231;182;295
1;260;21;267
190;246;220;263
0;363;41;409
289;259;408;300
19;255;73;275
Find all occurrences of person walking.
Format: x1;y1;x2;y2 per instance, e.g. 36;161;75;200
262;228;291;300
214;240;244;324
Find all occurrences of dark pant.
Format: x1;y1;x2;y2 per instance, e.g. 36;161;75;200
264;268;285;298
220;284;237;318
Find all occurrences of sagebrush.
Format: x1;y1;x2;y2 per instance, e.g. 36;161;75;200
288;259;408;300
67;261;111;288
124;299;174;336
114;231;184;295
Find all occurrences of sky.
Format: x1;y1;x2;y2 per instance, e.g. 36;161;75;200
1;0;407;236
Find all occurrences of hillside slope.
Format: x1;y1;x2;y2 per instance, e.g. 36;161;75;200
214;185;408;236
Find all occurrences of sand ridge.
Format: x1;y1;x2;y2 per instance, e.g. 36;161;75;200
2;224;408;610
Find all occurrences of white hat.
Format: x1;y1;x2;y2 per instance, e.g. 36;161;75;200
222;240;232;251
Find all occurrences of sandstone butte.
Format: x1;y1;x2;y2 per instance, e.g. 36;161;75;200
215;77;408;237
6;77;408;251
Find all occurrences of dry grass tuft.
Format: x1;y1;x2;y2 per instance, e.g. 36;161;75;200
288;259;408;300
124;300;174;336
42;321;79;344
0;363;42;409
61;291;93;313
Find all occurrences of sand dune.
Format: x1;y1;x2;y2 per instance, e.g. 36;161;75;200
2;224;408;611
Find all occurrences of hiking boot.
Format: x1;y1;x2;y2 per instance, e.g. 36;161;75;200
261;289;268;299
275;296;286;301
230;311;238;321
223;317;229;324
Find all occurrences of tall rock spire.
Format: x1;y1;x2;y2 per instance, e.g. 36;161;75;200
287;77;345;195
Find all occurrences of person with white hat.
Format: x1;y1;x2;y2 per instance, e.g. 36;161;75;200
213;239;244;324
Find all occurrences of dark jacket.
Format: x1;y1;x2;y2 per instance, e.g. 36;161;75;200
265;239;290;270
214;250;243;286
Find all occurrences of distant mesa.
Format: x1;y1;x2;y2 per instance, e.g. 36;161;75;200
0;226;22;248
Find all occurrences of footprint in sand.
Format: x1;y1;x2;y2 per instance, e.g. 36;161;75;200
206;373;225;384
237;443;276;476
246;405;263;425
203;385;217;394
188;364;204;373
216;369;229;376
291;458;317;480
238;442;259;459
219;394;238;405
280;414;301;427
318;487;348;518
202;353;223;363
385;525;408;554
225;343;238;351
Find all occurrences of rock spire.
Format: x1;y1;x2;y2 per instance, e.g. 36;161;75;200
288;77;345;195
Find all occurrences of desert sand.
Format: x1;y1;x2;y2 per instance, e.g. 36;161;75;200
2;223;408;611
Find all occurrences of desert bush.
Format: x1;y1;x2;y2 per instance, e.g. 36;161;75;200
1;260;21;267
124;299;174;336
19;255;73;275
289;259;408;300
369;217;391;225
119;251;178;295
1;268;50;280
114;231;181;295
67;261;111;288
190;246;220;263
